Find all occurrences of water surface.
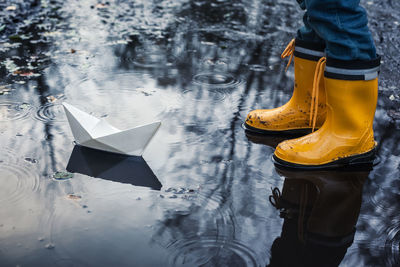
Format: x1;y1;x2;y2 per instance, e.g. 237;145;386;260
0;0;399;266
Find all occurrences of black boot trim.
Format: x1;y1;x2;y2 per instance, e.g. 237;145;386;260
325;56;381;81
293;38;325;61
272;148;376;170
295;38;325;51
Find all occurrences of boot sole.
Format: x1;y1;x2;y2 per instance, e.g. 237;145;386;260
272;148;377;170
243;122;313;135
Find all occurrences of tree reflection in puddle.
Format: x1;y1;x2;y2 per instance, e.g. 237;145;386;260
0;0;399;266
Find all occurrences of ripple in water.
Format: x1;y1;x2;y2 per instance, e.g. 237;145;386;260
33;103;66;123
181;72;242;103
0;162;40;205
168;237;260;267
120;47;176;69
132;53;176;68
192;72;242;89
0;102;32;122
247;64;268;72
180;89;226;102
384;224;400;266
368;188;400;213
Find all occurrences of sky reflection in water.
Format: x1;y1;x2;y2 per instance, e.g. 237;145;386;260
0;0;399;266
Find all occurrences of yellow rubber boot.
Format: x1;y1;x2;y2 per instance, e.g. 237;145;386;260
274;56;381;169
245;39;326;134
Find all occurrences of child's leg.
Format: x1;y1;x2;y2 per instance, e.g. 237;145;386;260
301;0;376;61
273;0;380;169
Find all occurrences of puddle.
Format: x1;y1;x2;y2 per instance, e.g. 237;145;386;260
0;0;399;266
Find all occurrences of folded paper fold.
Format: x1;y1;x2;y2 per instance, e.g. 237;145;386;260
63;102;161;156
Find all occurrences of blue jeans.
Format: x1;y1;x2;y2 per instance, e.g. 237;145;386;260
296;0;376;61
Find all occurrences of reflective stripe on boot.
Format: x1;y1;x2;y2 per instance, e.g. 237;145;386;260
274;56;380;169
244;38;327;134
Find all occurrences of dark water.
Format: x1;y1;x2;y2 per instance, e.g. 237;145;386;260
0;0;399;266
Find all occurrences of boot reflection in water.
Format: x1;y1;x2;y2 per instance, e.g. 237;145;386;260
245;0;380;169
267;167;369;267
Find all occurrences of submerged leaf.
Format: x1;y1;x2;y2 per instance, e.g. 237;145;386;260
9;34;31;41
5;6;17;11
96;3;108;9
13;70;35;76
0;85;11;95
66;194;82;200
46;95;57;102
3;59;19;73
19;103;30;110
53;171;74;180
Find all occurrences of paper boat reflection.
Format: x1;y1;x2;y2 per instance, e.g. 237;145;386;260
66;145;162;190
63;102;161;156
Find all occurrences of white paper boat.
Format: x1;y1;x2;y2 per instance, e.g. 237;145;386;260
62;102;161;156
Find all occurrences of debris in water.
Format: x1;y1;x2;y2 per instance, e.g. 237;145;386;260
0;42;21;53
176;188;186;194
0;85;11;95
389;95;396;101
38;237;45;242
136;197;141;200
19;103;30;110
46;95;57;103
46;93;64;103
66;194;82;200
9;34;31;41
24;157;37;164
5;6;17;11
70;48;76;53
165;187;197;194
45;243;55;249
42;31;62;37
53;171;74;180
13;70;38;77
3;59;19;73
388;109;400;120
96;3;108;9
